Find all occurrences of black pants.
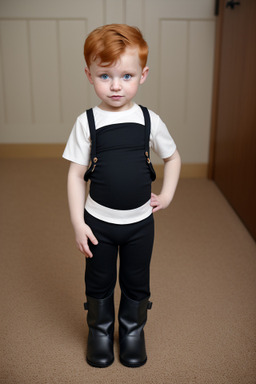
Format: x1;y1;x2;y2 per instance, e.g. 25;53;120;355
84;210;154;301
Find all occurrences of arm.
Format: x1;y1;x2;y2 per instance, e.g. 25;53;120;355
67;162;98;258
150;149;181;213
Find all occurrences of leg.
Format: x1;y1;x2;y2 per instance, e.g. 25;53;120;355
118;215;154;367
83;211;118;367
119;214;154;301
84;293;115;368
84;210;118;299
118;293;152;367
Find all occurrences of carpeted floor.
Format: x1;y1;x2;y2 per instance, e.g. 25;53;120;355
1;159;256;384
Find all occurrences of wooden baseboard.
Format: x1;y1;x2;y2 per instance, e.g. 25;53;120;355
0;144;208;178
154;163;208;178
180;163;208;178
0;143;66;159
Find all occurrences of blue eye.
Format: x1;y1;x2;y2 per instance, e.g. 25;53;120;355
123;74;132;80
100;74;109;80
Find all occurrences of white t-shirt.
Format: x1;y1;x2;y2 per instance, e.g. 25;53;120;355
63;103;176;224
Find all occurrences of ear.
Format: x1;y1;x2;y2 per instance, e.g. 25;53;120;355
140;66;149;84
85;67;94;84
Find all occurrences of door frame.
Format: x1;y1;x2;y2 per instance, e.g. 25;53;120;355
208;0;223;179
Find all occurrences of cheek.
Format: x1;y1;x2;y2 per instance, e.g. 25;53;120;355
126;82;139;96
93;81;107;95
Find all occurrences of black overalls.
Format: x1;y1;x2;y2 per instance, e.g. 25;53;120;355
84;106;156;301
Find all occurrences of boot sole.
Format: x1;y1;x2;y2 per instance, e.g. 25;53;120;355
86;357;114;368
119;356;147;368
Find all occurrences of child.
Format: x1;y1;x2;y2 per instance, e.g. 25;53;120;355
63;24;181;368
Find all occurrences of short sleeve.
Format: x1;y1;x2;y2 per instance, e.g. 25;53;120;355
149;112;176;159
62;113;91;166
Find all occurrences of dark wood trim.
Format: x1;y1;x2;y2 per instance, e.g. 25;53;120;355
208;0;224;179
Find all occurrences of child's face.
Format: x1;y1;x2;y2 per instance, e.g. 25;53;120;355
85;48;149;112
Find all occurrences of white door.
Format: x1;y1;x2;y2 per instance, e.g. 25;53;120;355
0;0;215;166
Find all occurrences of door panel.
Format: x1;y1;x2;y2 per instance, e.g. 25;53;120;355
213;0;256;239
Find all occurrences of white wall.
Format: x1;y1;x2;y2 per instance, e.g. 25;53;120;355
0;0;215;164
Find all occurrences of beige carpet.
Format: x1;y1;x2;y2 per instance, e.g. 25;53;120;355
1;159;256;384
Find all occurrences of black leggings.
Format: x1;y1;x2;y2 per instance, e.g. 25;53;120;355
84;210;154;301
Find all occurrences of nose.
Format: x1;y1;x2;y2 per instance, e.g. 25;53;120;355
110;78;121;91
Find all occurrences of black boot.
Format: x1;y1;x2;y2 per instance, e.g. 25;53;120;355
84;293;115;368
118;292;152;368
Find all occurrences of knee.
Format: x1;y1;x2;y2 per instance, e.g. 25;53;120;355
119;270;150;301
86;266;117;299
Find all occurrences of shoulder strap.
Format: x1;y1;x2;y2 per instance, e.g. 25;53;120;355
139;105;151;158
139;105;156;181
86;108;97;161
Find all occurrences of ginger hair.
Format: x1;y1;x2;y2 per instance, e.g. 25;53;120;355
84;24;148;68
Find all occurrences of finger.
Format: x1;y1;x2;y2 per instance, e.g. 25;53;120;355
151;193;159;201
77;241;93;258
150;199;159;207
78;244;84;254
83;244;93;258
86;228;98;245
152;205;161;213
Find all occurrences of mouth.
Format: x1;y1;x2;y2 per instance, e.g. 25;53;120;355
109;95;123;100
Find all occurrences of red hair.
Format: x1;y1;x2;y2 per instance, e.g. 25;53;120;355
84;24;148;68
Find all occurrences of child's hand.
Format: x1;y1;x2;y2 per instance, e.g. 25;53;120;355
150;192;170;213
74;223;98;258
